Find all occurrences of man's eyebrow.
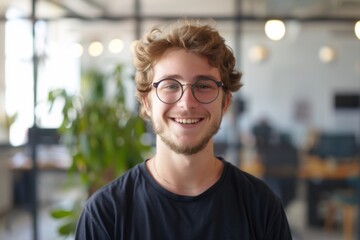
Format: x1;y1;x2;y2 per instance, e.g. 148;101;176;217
157;74;219;82
194;75;219;81
158;74;182;80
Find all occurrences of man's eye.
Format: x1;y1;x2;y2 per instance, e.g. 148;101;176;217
197;84;211;89
162;83;180;91
195;83;215;91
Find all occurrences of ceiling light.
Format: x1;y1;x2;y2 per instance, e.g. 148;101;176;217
108;39;124;54
88;41;103;57
355;21;360;40
265;20;286;41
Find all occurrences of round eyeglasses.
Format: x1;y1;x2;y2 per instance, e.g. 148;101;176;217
152;78;225;104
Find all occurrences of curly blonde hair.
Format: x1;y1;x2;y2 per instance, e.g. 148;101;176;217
133;19;242;119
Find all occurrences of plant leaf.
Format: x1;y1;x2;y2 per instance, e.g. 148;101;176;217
50;209;73;219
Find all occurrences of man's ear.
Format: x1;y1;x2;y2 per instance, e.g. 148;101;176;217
222;93;232;115
142;95;152;117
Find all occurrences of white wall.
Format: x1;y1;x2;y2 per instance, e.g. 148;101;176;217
239;22;360;147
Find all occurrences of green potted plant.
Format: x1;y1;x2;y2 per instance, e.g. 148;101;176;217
48;64;152;237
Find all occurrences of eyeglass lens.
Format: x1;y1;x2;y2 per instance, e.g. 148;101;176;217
155;79;222;104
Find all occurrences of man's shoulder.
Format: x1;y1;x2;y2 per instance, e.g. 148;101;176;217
223;160;276;198
224;160;262;183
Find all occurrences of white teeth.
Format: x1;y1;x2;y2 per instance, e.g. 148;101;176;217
175;118;200;124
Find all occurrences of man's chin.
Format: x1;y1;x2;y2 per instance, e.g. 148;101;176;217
160;135;210;156
153;119;221;155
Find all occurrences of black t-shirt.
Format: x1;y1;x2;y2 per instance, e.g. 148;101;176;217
75;159;292;240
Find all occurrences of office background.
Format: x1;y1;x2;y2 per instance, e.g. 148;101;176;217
0;0;360;239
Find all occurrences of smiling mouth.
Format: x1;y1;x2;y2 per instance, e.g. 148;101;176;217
173;118;202;124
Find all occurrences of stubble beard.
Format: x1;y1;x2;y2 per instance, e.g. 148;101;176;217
151;118;221;156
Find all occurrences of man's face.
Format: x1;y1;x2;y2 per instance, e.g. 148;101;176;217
143;49;231;155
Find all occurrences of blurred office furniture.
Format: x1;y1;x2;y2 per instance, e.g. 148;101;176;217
239;131;299;207
324;177;358;240
0;144;20;216
258;143;299;208
308;133;358;160
299;132;360;227
4;128;74;236
8;128;70;208
251;118;274;147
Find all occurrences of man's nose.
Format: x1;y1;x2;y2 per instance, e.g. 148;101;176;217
178;86;198;108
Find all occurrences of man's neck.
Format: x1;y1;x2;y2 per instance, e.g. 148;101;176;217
146;139;223;196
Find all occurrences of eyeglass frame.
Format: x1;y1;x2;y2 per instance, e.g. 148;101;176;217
152;78;225;104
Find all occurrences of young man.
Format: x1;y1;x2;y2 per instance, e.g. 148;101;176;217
75;19;292;239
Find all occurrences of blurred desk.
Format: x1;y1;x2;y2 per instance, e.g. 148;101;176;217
298;155;360;227
8;145;71;171
298;156;360;180
7;145;71;208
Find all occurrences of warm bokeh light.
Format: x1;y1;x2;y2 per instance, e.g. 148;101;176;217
88;41;103;57
319;46;336;63
248;45;268;62
265;20;286;41
355;20;360;40
108;38;124;54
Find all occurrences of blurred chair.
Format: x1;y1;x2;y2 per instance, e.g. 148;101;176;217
324;177;359;240
308;133;360;239
309;133;359;160
252;118;274;148
303;132;360;226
